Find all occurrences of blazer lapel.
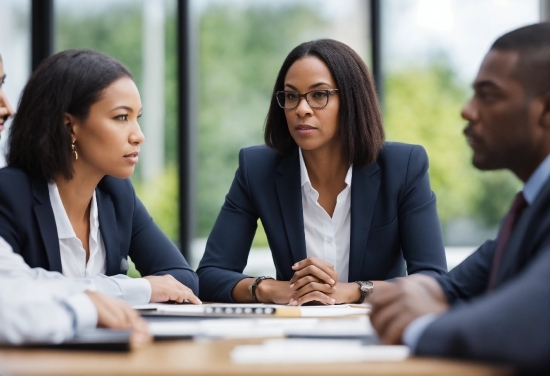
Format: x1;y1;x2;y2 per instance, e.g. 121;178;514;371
496;180;550;286
275;148;307;264
348;162;380;282
96;188;121;275
31;177;63;272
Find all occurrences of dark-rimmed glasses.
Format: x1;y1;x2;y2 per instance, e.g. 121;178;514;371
275;89;339;110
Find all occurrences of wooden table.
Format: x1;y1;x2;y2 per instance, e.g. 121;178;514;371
0;337;514;376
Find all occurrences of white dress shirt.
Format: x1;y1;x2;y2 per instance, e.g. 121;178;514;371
48;182;107;278
299;148;353;282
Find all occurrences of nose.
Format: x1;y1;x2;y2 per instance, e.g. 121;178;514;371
461;97;477;122
0;90;15;119
295;96;313;117
130;120;145;145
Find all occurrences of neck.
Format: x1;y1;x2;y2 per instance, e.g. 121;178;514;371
302;146;349;188
54;169;102;221
513;143;550;183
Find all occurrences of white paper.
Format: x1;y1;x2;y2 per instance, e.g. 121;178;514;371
231;339;409;364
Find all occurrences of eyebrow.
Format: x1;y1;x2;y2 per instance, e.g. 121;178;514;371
110;105;142;113
284;82;334;91
473;81;500;90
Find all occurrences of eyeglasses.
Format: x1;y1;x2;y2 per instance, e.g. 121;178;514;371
275;89;339;110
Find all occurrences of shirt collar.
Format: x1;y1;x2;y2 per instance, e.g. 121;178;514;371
523;152;550;205
48;182;98;240
298;148;353;188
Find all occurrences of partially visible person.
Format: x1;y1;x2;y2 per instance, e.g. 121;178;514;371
0;49;199;305
0;248;149;345
198;39;447;305
0;53;15;139
369;23;550;374
0;53;15;167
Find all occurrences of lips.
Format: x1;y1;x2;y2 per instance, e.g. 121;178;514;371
123;151;140;164
295;124;317;136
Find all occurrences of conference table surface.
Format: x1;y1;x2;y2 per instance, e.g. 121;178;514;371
0;336;514;376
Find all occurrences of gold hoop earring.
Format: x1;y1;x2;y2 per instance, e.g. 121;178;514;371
72;142;78;160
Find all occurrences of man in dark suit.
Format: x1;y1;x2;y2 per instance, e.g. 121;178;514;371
369;22;550;374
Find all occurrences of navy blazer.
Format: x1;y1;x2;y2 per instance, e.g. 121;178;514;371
416;177;550;373
197;143;447;302
0;167;198;294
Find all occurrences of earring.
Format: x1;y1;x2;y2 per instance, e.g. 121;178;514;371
72;142;78;160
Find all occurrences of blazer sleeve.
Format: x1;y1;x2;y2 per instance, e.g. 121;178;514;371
128;188;199;295
435;240;495;304
398;145;447;277
197;149;259;302
415;245;550;373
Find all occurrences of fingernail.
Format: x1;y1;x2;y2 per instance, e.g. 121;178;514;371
330;298;335;304
289;283;294;288
330;279;335;284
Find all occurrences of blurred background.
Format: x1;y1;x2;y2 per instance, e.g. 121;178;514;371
0;0;546;275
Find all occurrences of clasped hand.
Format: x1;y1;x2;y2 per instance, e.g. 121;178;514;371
288;257;357;306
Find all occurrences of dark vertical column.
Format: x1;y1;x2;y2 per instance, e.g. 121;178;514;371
370;0;383;105
32;0;54;71
177;0;196;260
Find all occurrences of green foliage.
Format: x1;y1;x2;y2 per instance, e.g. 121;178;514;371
133;164;180;241
197;4;324;236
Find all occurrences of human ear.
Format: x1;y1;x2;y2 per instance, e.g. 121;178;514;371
539;93;550;129
64;113;77;141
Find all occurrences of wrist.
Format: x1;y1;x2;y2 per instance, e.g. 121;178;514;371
251;276;274;303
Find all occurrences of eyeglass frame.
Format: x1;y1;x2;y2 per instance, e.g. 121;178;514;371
275;89;339;110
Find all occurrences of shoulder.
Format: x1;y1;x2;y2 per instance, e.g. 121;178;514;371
376;142;429;171
0;167;33;196
238;145;284;171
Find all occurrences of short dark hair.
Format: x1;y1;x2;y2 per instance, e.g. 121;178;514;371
491;22;550;97
7;49;133;181
264;39;384;168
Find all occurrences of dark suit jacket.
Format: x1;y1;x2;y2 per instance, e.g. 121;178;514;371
0;167;198;295
416;177;550;373
197;143;447;302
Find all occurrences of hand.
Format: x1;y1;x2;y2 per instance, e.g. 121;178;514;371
368;274;449;345
143;275;201;304
85;291;151;347
289;257;339;305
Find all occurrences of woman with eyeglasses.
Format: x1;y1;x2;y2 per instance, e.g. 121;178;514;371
198;39;447;305
0;49;200;306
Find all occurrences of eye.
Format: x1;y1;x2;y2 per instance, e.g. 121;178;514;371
285;92;299;100
115;114;129;121
311;90;329;99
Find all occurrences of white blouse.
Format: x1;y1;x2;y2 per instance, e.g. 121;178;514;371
299;149;353;282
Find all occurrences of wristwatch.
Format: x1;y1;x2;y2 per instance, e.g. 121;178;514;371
251;276;274;303
355;281;374;304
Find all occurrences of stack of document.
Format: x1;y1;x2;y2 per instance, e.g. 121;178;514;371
134;303;370;318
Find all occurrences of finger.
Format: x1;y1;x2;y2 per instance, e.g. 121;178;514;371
183;292;202;305
292;258;337;280
368;283;402;308
291;282;335;301
378;313;411;345
290;291;335;306
292;257;335;270
290;265;336;285
370;300;404;339
289;275;321;290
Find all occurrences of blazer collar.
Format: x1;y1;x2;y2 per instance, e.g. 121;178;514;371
348;161;380;282
30;177;122;275
95;188;121;275
31;176;63;272
275;148;307;264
